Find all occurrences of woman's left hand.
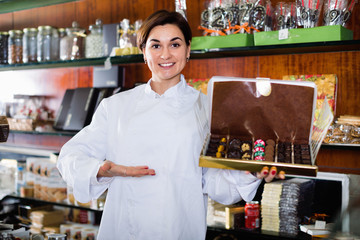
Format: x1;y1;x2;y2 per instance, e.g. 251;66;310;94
251;166;285;182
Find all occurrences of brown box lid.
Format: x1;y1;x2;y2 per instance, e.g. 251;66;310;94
200;77;318;176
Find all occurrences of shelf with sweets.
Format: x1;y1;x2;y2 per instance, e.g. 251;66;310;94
0;40;359;71
0;0;78;14
1;194;103;213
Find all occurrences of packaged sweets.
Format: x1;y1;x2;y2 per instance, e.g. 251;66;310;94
85;19;104;58
199;77;328;177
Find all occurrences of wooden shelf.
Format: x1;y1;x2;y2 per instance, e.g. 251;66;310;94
0;40;359;71
0;0;78;14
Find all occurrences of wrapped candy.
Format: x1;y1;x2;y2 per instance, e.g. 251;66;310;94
224;0;241;34
323;0;348;25
274;2;294;30
175;0;187;20
239;0;256;29
199;0;260;35
264;1;274;31
297;0;324;28
249;0;267;31
341;0;358;26
323;0;357;26
208;0;227;35
288;2;298;29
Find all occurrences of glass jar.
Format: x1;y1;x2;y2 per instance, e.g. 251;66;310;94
59;21;85;60
23;27;38;63
37;25;52;62
0;31;9;64
51;27;59;60
85;18;104;58
8;29;23;64
58;28;66;39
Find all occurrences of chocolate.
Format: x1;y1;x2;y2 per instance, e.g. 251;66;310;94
266;139;275;146
241;152;252;160
278;152;285;161
300;144;310;150
294;158;302;164
265;154;274;162
229;139;242;150
301;150;310;155
228;151;241;159
241;142;251;152
302;159;311;164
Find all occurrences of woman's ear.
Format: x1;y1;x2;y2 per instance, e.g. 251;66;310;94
142;49;147;63
186;41;191;59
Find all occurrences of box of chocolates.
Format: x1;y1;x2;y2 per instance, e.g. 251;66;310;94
199;77;319;176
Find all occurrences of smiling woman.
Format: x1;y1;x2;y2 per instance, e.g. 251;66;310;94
57;9;280;240
137;10;192;95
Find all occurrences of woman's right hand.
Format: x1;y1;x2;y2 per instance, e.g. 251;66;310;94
97;160;156;178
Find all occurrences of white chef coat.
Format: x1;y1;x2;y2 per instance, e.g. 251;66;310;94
57;75;262;240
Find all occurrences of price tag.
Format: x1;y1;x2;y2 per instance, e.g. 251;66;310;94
104;57;112;70
278;29;289;40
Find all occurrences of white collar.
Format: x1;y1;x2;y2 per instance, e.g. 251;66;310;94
145;75;186;99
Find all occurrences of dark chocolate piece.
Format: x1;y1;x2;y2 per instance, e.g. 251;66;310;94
266;139;275;146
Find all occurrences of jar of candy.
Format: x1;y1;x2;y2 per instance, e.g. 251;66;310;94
22;27;38;63
85;19;104;58
37;26;52;62
0;32;9;64
58;28;66;39
59;21;85;60
8;30;23;64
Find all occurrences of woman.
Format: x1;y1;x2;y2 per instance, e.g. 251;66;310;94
57;10;284;240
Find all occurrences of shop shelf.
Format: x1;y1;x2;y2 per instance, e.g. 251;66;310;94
0;40;359;71
1;194;103;212
0;0;78;14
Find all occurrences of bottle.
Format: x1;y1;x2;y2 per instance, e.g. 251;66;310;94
8;30;23;64
0;31;9;64
118;19;131;49
85;19;104;58
16;164;26;195
37;26;52;62
23;27;38;63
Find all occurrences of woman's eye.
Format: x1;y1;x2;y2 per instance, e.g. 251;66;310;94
172;43;180;48
151;44;160;49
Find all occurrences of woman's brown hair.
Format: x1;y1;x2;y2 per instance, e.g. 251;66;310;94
137;10;192;50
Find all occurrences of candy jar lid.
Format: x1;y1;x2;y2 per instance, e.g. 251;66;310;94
23;27;38;35
89;18;103;32
9;29;23;37
66;21;85;37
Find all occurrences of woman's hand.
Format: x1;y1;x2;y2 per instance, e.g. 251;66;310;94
249;166;285;182
97;160;156;178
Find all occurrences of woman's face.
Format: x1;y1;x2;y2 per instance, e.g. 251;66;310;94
143;24;190;84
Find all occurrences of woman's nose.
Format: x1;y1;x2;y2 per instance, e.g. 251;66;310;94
160;47;171;60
